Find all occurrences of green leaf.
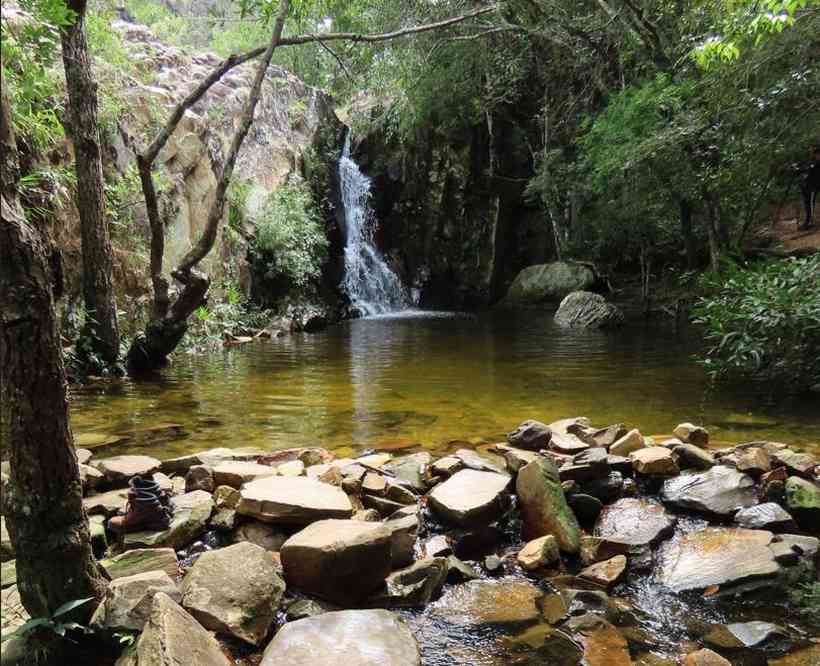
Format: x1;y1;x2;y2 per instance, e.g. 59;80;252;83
52;597;94;619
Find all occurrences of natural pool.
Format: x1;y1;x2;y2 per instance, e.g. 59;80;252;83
69;310;820;459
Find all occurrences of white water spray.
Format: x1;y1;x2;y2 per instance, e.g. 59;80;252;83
339;132;408;316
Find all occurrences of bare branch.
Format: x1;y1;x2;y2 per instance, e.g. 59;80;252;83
317;39;355;84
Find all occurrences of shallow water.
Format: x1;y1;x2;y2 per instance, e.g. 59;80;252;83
69;310;820;459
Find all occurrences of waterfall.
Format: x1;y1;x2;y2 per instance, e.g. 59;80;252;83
339;132;408;316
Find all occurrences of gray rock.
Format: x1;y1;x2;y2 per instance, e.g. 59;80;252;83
502;261;596;306
281;519;392;605
609;429;646;457
431;578;544;626
83;488;129;517
661;466;757;516
427;469;511;527
371;558;448;608
92;455;161;485
260;610;420;666
446;556;480;583
212;461;277;488
554;291;624;328
124;490;213;550
185;465;214;493
159;447;266;475
237;476;353;525
594;498;676;547
181;542;285;646
507;420;552;451
232;521;288;551
516;458;580;553
734;502;794;530
673;443;715;470
383;453;431;492
91;570;180;632
384;512;418;568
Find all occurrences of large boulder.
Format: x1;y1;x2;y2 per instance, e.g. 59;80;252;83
516;458;581;553
502;262;596;306
554;291;624;329
91;570;180;632
427;469;511;527
237;476;353;525
260;610;420;666
594;498;675;547
115;592;230;666
661;466;757;516
181;542;285;645
658;528;780;592
280;519;392;604
124;490;213;550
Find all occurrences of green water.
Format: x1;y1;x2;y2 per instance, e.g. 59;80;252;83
69;311;820;459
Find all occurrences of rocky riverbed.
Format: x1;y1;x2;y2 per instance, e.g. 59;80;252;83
1;418;818;665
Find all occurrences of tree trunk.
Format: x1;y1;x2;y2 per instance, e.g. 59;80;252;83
703;190;722;272
0;73;106;620
61;0;120;368
678;197;696;269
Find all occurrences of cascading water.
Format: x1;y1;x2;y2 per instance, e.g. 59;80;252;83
339;132;408;316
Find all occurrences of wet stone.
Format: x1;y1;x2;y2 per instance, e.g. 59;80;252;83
517;457;581;553
704;621;787;648
579;537;630;565
734;502;794;530
578;555;627;588
370;557;448;608
431;578;544;626
594;498;675;547
661;466;757;516
684;649;732;666
517;535;560;571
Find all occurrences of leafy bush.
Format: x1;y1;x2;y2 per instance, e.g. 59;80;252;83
249;177;328;298
692;256;820;391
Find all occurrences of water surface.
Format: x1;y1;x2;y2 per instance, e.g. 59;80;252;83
69;311;820;459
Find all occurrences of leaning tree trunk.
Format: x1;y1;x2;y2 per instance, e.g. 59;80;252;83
61;0;120;368
0;75;106;618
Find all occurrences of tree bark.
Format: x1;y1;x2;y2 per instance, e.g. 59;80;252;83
703;189;722;272
61;0;120;367
678;197;696;269
0;72;106;619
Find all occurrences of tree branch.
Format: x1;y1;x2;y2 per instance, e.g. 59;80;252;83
316;39;355;84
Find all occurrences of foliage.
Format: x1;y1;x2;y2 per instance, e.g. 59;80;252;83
692;256;820;390
790;582;820;625
1;597;93;644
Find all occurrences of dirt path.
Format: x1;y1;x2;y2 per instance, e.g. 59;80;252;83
767;201;819;255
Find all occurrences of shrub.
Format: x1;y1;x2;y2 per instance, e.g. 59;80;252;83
692;256;820;391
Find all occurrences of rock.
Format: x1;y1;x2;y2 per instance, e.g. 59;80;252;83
385;481;417;505
371;558;448;607
772;449;817;476
446;556;480;583
83;488;129;517
212;461;277;488
565;613;632;666
661;466;757;516
589;424;628;448
549;431;590;455
100;548;179;580
560;447;609;482
76;448;93;465
454;448;506;474
352;509;381;521
704;621;786;648
767;645;820;666
427;469;510;527
507;420;552;451
91;570;180;632
734;502;794;530
277;460;305;477
159;447;265;475
260;610;420;666
431;456;463;478
516;458;581;552
483;554;504;573
362;494;406;517
1;560;16;589
583;472;625;503
578;555;627;588
80;463;104;491
673;443;715;470
362;472;388;495
684;649;732;666
496;446;540;474
356;453;392;468
432;578;544;626
232;521;288;551
630;447;679;476
673;423;709;447
609;429;646;457
784;476;820;525
579;537;630;565
181;542;284;645
210;507;235;531
237;476;353;525
516;535;560;571
213;485;240;509
735;447;771;475
185;465;214;493
285;598;329;622
567;493;603;524
554;291;624;328
594;498;676;547
383;453;431;492
0;518;13;562
124;490;213;550
384;512;418;568
502;261;596;306
281;519;392;604
776;533;819;558
659;528;779;592
92;455;161;485
1;585;29;636
114;592;229;666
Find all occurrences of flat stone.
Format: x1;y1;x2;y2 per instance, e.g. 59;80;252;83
507;420;552;450
100;548;179;580
83;488;129;517
92;455;161;484
427;469;510;527
181;542;284;646
661;466;757;515
772;449;816;476
430;456;463;478
232;521;288;552
91;570;180;632
454;448;506;474
115;592;229;666
776;533;819;558
673;443;715;470
356;453;392;468
578;555;627;587
658;528;779;592
517;535;560;571
673;423;709;446
589;424;628;448
565;613;632;666
371;557;448;608
237;476;353;525
594;498;675;547
630;447;679;476
609;429;646;457
260;610;420;666
684;648;732;666
277;460;305;477
281;519;392;604
549;431;590;455
705;621;786;648
383;453;431;492
212;461;277;488
516;458;580;553
124;490;213;550
734;502;794;530
431;578;543;626
496;446;540;474
362;472;388;495
579;537;630;565
159;447;265;475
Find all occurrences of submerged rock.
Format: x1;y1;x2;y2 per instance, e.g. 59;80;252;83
565;613;632;666
516;457;581;552
594;498;675;547
704;621;787;649
281;519;391;604
237;476;353;525
260;610;420;666
427;469;511;527
661;466;757;516
554;291;624;329
658;528;779;592
431;578;544;626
